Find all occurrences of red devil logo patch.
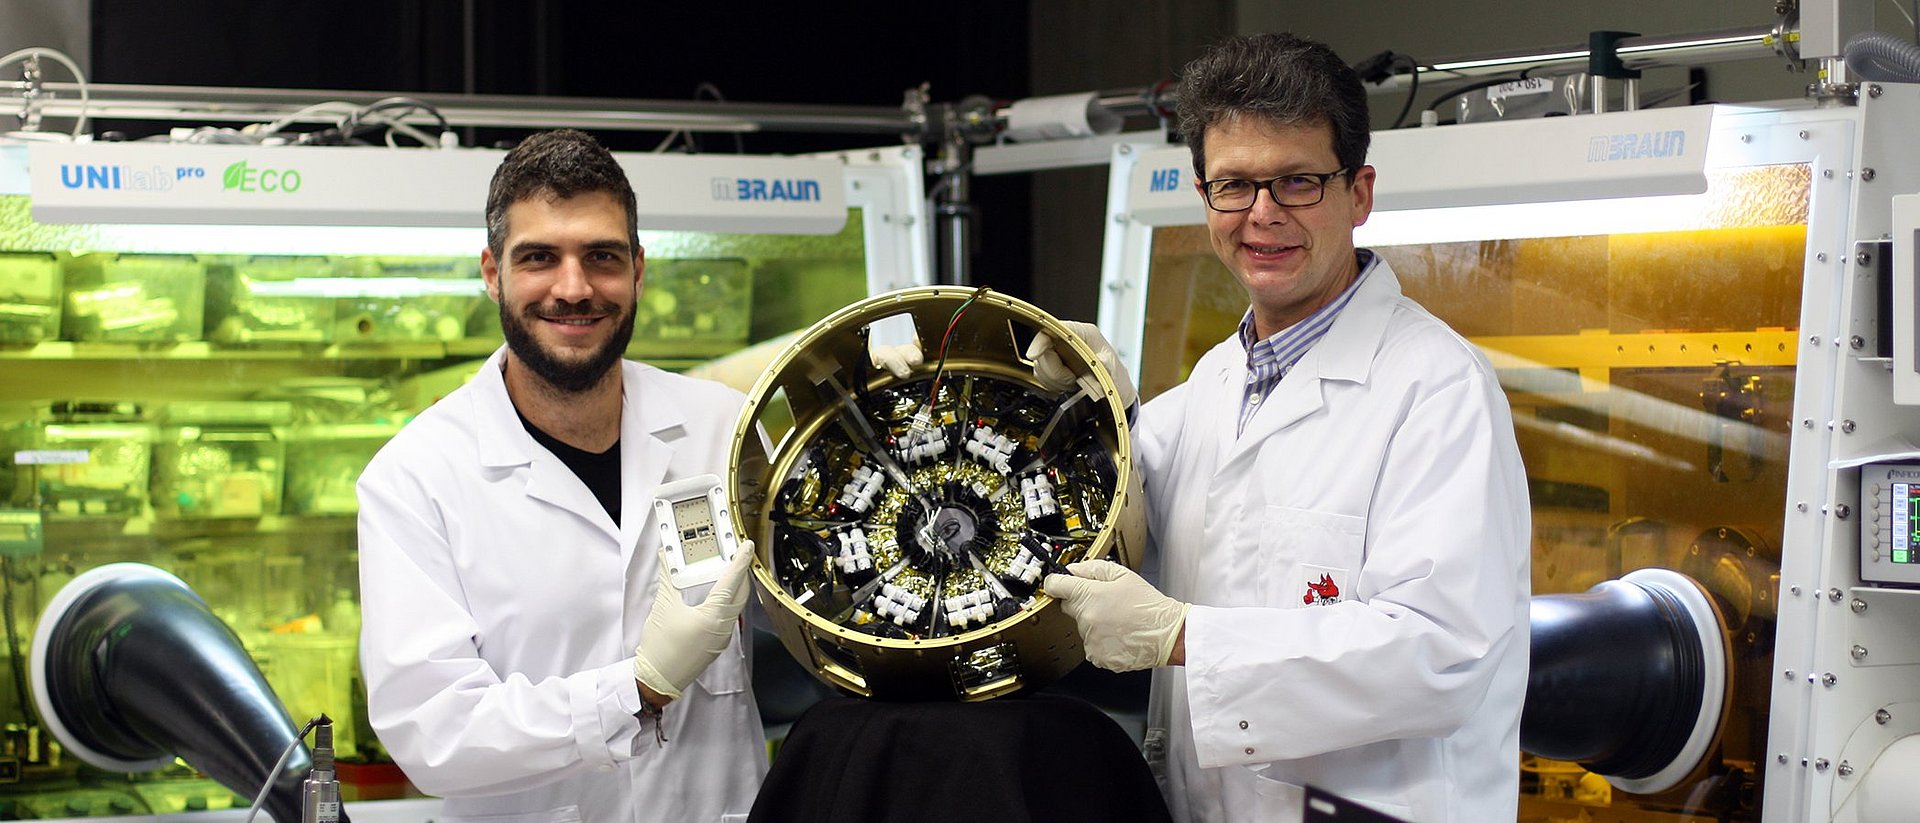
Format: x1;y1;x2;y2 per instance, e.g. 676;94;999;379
1303;573;1341;606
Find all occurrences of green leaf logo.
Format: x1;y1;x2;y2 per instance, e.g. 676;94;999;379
222;161;248;190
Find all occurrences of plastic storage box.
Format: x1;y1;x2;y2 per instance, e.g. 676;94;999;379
337;256;488;343
0;252;61;344
6;402;153;517
283;422;403;515
205;256;339;344
151;401;291;519
61;254;206;342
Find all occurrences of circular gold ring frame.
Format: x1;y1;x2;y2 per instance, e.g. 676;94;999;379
729;286;1145;701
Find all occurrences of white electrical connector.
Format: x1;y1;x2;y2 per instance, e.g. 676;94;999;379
835;527;873;573
877;583;925;627
943;589;995;629
895;413;948;465
1019;474;1058;520
1007;545;1044;584
965;424;1017;474
836;464;886;513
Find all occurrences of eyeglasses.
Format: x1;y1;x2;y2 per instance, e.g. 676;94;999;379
1199;169;1352;212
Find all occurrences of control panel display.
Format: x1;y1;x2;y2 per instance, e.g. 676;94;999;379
1896;482;1920;563
1861;463;1920;584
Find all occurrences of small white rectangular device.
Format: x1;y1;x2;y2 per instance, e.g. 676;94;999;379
1860;462;1920;585
651;474;741;589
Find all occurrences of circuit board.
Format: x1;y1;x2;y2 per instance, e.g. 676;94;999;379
766;371;1119;640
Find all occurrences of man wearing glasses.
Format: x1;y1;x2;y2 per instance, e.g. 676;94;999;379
1038;32;1531;822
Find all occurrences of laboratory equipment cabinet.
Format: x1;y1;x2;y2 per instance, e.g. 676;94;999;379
0;140;931;820
1100;86;1920;823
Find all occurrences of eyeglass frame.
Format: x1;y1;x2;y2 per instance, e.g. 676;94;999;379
1197;168;1355;212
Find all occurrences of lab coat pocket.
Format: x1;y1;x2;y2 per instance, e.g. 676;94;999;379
1247;772;1307;821
1249;773;1415;823
1259;506;1364;609
694;625;748;695
440;805;582;823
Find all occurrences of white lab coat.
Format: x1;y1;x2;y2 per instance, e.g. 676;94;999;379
357;348;766;823
1137;260;1530;823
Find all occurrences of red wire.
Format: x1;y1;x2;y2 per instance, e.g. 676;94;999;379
923;289;986;408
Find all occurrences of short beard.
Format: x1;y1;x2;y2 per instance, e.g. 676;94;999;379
499;297;636;394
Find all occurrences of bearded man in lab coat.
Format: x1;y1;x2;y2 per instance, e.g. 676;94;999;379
357;129;765;822
1037;33;1532;822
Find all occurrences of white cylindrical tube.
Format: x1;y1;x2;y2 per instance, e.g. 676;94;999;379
1003;92;1122;142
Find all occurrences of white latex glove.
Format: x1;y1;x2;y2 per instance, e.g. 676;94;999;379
632;540;755;700
1024;320;1138;409
869;339;924;379
1043;559;1188;672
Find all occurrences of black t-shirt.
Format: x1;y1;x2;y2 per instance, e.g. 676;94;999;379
517;411;621;525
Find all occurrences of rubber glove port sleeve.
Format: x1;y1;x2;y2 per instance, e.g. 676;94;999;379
1044;559;1188;672
632;540;755;700
1024;320;1138;409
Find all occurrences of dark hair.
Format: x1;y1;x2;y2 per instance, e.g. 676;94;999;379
485;129;639;256
1174;33;1371;179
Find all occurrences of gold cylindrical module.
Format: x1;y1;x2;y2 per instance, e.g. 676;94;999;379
729;286;1144;701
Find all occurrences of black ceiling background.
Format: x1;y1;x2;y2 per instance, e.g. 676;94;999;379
89;0;1034;298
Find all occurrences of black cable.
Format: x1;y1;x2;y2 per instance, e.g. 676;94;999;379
361;97;450;131
242;715;324;823
2;557;30;723
924;287;990;409
299;97;450;146
1388;54;1423;130
359;98;450;146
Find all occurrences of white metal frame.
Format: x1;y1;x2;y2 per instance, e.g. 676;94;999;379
816;143;936;296
1777;83;1920;823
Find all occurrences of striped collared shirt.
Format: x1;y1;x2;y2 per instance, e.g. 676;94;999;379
1235;250;1378;436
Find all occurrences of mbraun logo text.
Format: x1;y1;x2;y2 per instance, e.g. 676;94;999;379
1148;168;1182;192
1587;130;1687;162
58;164;177;191
710;177;822;202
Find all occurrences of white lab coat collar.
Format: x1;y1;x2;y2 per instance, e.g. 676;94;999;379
1288;254;1400;387
1215;258;1405;465
467;346;681;548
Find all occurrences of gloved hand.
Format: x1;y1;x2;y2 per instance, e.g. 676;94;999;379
632;541;755;700
1024;320;1138;409
869;338;924;379
1043;559;1188;672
